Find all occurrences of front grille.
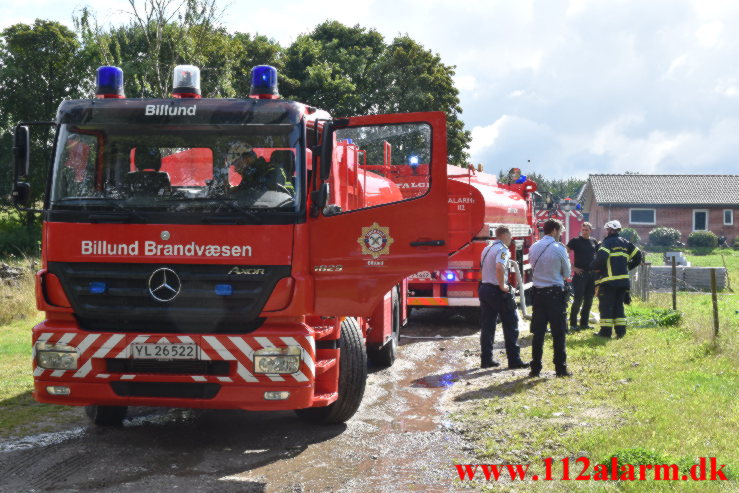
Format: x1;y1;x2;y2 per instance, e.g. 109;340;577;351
49;262;290;333
106;359;230;375
110;382;220;399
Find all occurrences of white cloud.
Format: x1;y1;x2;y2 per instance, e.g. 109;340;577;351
695;21;723;48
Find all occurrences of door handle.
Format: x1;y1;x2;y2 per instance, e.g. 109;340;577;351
410;240;445;247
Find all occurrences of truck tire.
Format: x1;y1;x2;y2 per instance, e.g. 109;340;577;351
367;287;400;368
295;317;367;424
85;405;127;426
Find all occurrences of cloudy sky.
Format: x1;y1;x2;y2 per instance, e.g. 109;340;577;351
2;0;738;178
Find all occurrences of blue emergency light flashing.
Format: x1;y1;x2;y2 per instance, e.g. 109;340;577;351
409;155;420;166
96;66;124;98
515;174;527;184
214;284;233;296
445;271;455;281
89;281;107;294
250;65;279;98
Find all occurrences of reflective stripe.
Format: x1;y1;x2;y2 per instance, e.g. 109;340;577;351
610;252;628;258
598;247;611;253
628;247;640;259
614;318;627;325
596;274;630;285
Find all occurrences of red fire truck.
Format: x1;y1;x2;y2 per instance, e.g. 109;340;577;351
9;65;450;425
405;167;539;317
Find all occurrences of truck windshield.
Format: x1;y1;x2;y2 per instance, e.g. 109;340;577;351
49;123;302;218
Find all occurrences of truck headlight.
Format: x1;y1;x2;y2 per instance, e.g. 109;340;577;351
253;346;301;374
35;342;79;370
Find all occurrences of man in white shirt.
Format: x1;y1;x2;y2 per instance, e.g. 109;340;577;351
528;219;572;377
478;226;530;370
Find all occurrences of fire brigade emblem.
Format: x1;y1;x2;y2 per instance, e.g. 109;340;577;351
357;222;394;259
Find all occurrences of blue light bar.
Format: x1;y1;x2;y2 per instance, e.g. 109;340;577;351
250;65;279;97
89;281;107;294
215;284;233;296
96;66;124;98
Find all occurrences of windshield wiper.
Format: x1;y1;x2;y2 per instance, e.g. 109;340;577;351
55;197;148;223
198;198;264;224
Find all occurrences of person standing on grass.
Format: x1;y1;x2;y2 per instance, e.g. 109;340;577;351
591;220;642;339
478;226;530;370
566;222;599;332
528;219;572;378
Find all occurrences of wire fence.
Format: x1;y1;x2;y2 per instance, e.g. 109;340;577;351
629;258;736;339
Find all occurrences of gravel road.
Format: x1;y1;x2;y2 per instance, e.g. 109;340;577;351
0;309;527;492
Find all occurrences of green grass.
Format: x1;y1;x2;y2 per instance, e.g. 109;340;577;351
0;261;81;437
457;303;738;492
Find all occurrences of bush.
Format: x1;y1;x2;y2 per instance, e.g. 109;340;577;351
620;227;640;244
649;227;681;247
734;237;739;250
686;231;718;248
0;217;41;257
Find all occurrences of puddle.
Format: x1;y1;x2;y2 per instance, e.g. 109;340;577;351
410;371;465;388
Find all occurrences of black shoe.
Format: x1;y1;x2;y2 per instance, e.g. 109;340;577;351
569;325;580;332
528;369;541;378
616;333;625;339
508;361;530;370
556;369;573;377
579;325;593;331
593;332;611;339
481;361;501;369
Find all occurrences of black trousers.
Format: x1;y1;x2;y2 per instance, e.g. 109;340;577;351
597;284;628;337
530;287;568;372
479;283;522;365
570;271;595;328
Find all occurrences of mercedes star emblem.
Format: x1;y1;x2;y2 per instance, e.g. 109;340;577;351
148;267;181;302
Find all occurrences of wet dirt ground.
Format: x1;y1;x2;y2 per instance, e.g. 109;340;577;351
0;310;531;492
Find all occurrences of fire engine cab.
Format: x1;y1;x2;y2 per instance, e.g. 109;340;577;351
10;65;449;425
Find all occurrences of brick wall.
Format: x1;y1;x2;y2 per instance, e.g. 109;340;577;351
587;202;738;243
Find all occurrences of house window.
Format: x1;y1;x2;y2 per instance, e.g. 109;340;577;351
629;208;655;225
693;210;708;231
725;209;734;226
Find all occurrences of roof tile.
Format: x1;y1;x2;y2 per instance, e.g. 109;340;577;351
587;174;739;206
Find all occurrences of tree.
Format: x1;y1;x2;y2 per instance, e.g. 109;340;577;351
0;20;89;211
75;0;229;98
282;21;471;164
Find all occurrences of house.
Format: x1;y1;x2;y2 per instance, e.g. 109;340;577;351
579;174;739;244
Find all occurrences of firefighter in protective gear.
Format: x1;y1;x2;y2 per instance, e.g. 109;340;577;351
590;220;642;338
227;143;293;194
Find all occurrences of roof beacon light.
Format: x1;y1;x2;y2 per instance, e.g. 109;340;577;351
96;66;125;99
409;155;419;166
173;65;201;98
250;65;279;99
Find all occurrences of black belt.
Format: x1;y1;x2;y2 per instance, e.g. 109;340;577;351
536;285;564;292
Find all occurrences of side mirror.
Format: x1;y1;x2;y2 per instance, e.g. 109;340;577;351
13;126;30;179
11;182;31;207
319;122;334;182
310;182;329;218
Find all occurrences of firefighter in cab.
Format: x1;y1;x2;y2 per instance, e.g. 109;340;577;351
591;220;642;339
227;143;294;195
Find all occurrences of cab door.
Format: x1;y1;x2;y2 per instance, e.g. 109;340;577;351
310;111;448;316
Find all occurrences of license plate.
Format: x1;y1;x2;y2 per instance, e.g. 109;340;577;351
131;343;198;360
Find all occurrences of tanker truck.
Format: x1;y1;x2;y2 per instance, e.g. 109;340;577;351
9;64;450;425
405;166;539;318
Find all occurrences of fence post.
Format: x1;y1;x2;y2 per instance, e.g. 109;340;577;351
644;263;651;303
671;256;677;310
710;268;719;337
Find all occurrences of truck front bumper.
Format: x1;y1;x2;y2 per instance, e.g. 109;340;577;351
32;321;336;411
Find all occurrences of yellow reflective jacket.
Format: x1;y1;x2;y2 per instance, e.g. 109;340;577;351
591;233;642;287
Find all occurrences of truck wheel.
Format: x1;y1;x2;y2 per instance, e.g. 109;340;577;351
295;317;367;424
85;405;127;426
367;287;400;368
